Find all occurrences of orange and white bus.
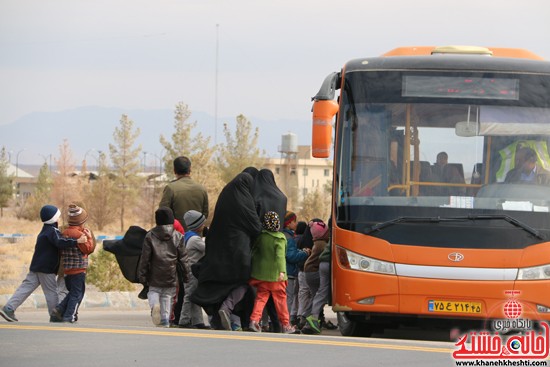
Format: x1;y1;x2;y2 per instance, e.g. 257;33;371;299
311;46;550;336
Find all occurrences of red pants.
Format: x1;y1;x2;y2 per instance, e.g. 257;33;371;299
249;279;290;325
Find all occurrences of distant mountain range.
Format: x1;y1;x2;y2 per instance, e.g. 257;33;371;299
0;106;311;166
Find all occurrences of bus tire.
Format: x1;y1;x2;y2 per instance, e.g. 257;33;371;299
337;312;374;337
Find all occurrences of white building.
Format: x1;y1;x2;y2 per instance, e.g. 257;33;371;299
264;144;332;208
6;163;35;200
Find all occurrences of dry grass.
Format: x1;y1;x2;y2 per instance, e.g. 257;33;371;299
0;211;42;293
0;208;138;294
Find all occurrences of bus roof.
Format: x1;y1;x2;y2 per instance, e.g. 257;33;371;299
383;46;544;60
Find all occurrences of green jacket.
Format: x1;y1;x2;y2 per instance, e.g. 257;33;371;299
159;176;209;223
250;230;287;282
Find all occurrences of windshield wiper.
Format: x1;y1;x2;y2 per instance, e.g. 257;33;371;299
455;214;544;240
365;214;544;240
365;216;445;234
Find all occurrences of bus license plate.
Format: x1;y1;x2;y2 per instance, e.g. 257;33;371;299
428;300;482;314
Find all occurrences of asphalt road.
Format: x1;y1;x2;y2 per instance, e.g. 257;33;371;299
0;309;459;367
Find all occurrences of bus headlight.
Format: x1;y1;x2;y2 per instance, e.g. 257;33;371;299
336;246;396;275
517;264;550;280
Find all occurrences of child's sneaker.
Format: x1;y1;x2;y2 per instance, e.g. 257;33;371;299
248;320;262;332
283;324;299;334
50;307;63;322
301;324;321;335
301;316;321;334
322;320;338;330
0;306;18;322
151;304;161;326
297;316;306;330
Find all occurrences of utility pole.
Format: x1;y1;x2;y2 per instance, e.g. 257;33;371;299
215;23;219;145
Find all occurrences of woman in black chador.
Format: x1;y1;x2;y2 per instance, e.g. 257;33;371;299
250;168;288;332
191;172;262;330
252;168;287;227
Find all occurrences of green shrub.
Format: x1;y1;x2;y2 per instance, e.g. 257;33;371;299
87;248;136;292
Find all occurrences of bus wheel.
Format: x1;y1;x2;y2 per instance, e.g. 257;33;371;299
337;312;374;337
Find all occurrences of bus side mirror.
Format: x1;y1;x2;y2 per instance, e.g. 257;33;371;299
312;99;339;158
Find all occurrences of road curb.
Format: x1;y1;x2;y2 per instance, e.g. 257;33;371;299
0;291;149;310
0;291;338;321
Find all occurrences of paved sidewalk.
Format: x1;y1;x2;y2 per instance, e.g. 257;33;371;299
0;291;149;311
0;291;338;321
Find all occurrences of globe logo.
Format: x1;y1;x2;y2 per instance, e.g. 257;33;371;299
509;340;521;351
503;299;522;319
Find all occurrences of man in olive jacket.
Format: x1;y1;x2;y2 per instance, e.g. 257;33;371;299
159;156;209;229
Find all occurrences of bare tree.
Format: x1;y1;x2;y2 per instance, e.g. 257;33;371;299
0;147;13;217
18;162;52;221
216;114;265;183
83;152;117;230
50;139;81;222
109;114;142;232
159;101;222;219
298;184;332;223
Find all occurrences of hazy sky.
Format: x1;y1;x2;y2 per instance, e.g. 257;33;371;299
1;0;549;126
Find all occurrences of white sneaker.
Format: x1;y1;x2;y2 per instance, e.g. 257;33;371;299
151;304;161;326
248;320;262;332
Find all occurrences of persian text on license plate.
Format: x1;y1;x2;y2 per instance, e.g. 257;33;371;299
428;300;482;314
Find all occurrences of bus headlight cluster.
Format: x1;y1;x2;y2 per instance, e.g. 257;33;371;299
517;264;550;280
336;246;396;275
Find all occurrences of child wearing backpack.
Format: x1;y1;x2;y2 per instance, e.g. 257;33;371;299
178;210;209;329
248;211;297;334
51;204;95;323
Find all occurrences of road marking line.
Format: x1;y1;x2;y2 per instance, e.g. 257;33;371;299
0;324;453;354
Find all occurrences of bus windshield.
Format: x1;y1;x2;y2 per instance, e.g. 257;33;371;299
336;70;550;245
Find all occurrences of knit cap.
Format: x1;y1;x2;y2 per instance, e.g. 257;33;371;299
155;207;174;226
67;204;88;226
283;210;297;228
184;210;206;231
262;211;280;232
309;220;329;241
40;205;61;224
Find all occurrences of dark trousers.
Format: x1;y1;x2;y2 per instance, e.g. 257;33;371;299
58;272;86;322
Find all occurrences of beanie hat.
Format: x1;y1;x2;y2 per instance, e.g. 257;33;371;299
309;220;329;241
155;207;174;226
283;211;297;228
40;205;61;224
67;204;89;226
295;221;307;235
184;210;206;231
262;211;280;232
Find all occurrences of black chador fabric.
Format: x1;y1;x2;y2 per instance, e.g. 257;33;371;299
103;226;147;283
191;172;262;309
252;168;287;228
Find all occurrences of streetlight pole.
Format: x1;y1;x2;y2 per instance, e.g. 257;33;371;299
16;149;26;178
142;151;148;172
94;151;102;170
38;153;52;173
84;149;97;171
